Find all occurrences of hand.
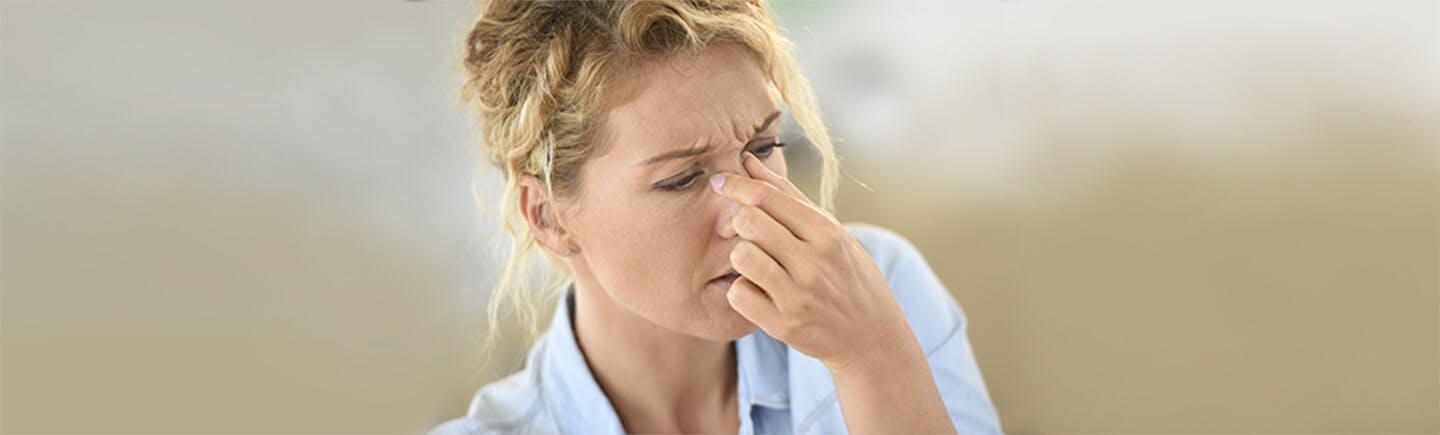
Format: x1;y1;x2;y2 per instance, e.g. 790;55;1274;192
710;152;922;373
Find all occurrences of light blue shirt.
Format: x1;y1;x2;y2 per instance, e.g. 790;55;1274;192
430;223;1002;434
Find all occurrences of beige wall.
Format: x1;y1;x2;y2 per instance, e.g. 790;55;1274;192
2;1;1435;433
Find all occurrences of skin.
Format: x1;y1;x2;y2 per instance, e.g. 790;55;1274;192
517;42;954;433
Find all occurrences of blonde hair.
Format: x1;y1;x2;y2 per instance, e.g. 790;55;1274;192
459;0;840;355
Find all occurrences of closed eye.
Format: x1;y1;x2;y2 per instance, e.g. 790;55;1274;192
653;141;786;192
656;166;705;191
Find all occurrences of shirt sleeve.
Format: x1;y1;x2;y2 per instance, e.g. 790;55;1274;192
847;223;1005;435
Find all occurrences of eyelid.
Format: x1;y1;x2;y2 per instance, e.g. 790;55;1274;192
747;139;783;155
655;164;702;188
749;137;779;147
652;138;780;190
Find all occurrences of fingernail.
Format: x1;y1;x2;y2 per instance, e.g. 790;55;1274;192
709;173;726;191
743;151;765;172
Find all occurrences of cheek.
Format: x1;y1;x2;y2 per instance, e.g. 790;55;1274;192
576;191;712;284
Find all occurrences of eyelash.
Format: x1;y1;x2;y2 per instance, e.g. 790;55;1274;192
657;142;786;192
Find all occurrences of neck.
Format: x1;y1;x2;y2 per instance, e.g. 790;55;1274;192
569;274;738;431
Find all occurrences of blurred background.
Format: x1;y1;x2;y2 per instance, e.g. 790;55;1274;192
2;0;1435;433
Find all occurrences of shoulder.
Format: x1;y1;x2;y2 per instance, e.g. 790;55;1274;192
842;222;967;355
426;365;553;434
843;222;923;270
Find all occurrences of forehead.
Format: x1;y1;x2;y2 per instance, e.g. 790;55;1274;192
597;43;779;161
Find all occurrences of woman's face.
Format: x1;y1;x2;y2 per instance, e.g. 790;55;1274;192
556;43;788;341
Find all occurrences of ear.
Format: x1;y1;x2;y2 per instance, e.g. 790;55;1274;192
517;174;576;257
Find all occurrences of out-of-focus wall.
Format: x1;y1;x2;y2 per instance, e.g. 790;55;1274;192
1;2;500;432
1;1;1434;433
786;1;1437;432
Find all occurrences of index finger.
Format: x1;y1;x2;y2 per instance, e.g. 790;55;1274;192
740;151;809;200
709;172;833;242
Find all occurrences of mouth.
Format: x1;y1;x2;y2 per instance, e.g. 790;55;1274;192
709;269;741;288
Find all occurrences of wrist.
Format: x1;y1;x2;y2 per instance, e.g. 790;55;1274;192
823;335;928;380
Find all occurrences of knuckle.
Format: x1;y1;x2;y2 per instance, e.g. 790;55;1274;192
791;298;813;316
817;208;841;225
812;231;837;252
730;213;749;236
737;205;759;221
733;206;756;233
733;241;763;266
769;257;788;275
753;184;779;206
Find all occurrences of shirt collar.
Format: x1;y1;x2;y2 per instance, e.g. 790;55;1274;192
736;326;791;409
536;282;793;429
537;283;626;433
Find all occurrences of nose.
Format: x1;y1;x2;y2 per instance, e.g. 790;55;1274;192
716;199;741;238
712;153;751;238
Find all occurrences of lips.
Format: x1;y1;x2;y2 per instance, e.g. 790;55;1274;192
711;267;737;282
710;268;740;284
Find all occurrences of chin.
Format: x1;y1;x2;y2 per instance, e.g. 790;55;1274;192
650;287;761;341
691;302;760;341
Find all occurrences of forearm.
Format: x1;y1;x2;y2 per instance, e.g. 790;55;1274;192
828;339;956;434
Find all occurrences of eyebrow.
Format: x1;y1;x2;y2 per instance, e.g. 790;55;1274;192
637;110;782;167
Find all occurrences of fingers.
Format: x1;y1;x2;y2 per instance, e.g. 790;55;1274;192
710;169;834;243
729;240;793;304
740;151;836;227
725;276;782;332
732;204;807;269
740;151;806;198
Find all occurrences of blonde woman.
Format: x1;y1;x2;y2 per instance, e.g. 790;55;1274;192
433;1;1001;433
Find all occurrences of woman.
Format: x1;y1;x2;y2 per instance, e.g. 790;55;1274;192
433;1;1001;433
